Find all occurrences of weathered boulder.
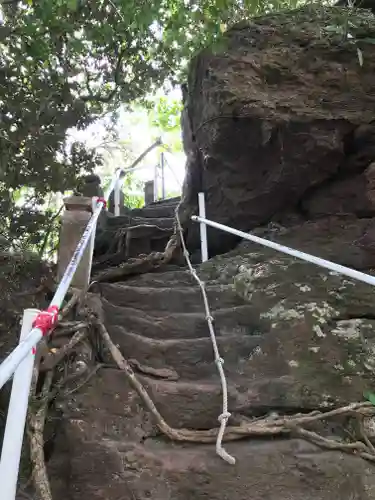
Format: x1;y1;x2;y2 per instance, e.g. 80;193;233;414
199;243;375;407
179;5;375;257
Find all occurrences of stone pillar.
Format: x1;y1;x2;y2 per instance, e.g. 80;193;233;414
57;196;96;290
144;180;155;205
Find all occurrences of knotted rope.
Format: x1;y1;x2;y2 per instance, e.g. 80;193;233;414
175;209;235;465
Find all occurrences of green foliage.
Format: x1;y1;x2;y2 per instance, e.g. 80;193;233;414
3;0;358;253
143;94;183;153
364;391;375;406
124;192;144;209
150;97;182;133
102;174;144;209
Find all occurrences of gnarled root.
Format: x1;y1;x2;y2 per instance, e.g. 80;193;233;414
91;314;375;463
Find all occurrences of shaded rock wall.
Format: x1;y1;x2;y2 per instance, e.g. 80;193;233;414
179;6;375;260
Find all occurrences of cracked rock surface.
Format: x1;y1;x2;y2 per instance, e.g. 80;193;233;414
179;5;375;257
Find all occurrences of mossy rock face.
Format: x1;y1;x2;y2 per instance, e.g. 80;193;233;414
199;248;375;408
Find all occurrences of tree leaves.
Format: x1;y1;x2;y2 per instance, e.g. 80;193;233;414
364;391;375;406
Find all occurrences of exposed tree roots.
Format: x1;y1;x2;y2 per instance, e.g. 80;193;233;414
92;314;375;463
94;233;179;283
27;369;54;500
25;292;92;500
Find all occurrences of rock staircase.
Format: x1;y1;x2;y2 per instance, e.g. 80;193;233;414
94;197;180;266
46;201;372;500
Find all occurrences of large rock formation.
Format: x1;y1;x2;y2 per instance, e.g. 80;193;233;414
179;5;375;259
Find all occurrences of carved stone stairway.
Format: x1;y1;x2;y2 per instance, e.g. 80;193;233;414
94;197;180;266
46;251;374;500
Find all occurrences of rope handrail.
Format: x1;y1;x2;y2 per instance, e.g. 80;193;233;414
175;208;235;465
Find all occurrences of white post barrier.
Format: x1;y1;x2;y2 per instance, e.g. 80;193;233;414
154;163;158;202
198;192;208;262
0;139;165;389
0;309;39;500
161;152;166;200
114;178;121;217
191;215;375;288
0;176;117;391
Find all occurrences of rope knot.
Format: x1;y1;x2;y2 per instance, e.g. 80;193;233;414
215;357;224;367
218;411;231;423
206;314;214;323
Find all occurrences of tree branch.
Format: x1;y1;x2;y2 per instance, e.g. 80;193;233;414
81;48;126;104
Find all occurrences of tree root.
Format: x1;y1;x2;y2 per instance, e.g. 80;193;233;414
94;252;168;282
62;363;103;397
94;233;179;283
92;314;375;463
27;368;54;500
41;328;88;371
128;358;179;380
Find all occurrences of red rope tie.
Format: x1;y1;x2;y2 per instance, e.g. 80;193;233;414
32;305;59;337
96;197;107;209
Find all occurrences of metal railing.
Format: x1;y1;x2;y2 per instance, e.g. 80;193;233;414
0;139;165;500
187;191;375;460
3;172;374;497
112;139;180;213
192;192;375;287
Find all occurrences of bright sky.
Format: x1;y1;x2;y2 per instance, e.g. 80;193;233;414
68;89;186;198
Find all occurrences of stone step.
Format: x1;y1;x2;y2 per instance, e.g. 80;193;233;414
102;300;260;340
93;438;355;500
95;220;174;259
123;269;197;287
55;367;320;437
50;400;362;500
107;325;261;381
106;215;174;231
131;202;179;219
48;354;357;500
100;283;245;313
148;196;181;206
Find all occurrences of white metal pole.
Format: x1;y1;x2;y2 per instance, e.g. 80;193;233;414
198;192;209;262
86;197;98;286
154;163;158;202
0;191;111;390
0;308;39;500
191;215;375;288
114;179;120;217
161;152;166;200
